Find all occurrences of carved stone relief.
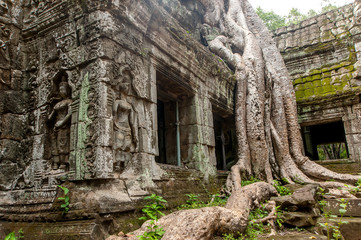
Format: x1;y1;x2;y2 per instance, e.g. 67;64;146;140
111;66;139;172
47;75;72;171
0;23;10;66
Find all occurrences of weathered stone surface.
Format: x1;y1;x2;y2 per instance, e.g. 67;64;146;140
318;217;361;240
272;184;320;210
283;211;319;227
324;198;361;217
258;232;327;240
0;220;107;240
275;4;361;166
0;1;235;234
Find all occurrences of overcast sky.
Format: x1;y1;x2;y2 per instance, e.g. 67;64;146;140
248;0;354;16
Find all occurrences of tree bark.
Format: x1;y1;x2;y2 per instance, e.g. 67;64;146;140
200;0;360;187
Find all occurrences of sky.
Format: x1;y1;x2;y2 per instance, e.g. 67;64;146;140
248;0;354;16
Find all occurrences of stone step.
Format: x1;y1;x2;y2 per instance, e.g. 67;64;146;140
318;217;361;240
0;220;105;240
324;198;361;217
258;232;327;240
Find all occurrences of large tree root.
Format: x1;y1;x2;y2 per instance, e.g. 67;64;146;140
110;182;277;240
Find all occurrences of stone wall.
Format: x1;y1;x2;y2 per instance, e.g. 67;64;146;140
274;3;361;164
0;0;235;238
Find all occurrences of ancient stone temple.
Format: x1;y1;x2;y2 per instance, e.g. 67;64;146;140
274;4;361;173
1;0;361;239
0;0;235;238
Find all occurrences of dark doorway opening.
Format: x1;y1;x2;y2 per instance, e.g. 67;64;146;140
213;114;236;170
155;70;192;166
301;121;349;160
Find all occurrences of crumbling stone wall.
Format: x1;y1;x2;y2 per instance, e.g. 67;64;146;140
274;3;361;164
0;0;235;238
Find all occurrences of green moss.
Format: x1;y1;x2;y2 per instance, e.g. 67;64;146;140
295;91;305;100
304;89;314;97
321;78;331;86
310;69;322;75
314;87;324;95
313;80;322;87
293;78;303;84
322;71;331;77
74;72;91;180
323;85;333;93
311;74;321;80
305;82;313;89
304;76;312;82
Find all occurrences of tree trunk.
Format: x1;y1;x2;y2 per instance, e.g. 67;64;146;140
200;0;360;187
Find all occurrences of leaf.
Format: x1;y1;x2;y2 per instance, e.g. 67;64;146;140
339;209;347;214
4;232;16;240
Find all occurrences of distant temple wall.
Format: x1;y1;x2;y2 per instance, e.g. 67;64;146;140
274;3;361;166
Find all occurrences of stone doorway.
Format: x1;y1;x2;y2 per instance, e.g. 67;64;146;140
301;121;349;160
155;70;193;166
213;113;236;170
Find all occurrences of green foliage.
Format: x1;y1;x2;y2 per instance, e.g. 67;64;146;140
57;185;70;214
273;180;291;196
138;194;167;240
241;177;260;187
177;191;229;210
256;0;338;31
139;194;167;221
317;143;348;160
138;223;165;240
185;193;200;206
286;8;308;25
4;229;23;240
255;7;286;31
319;198;349;240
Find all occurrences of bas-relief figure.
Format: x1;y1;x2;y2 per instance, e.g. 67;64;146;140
48;76;72;170
112;68;139;172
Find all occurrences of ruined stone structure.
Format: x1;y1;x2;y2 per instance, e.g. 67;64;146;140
274;4;361;173
1;0;361;238
0;0;235;238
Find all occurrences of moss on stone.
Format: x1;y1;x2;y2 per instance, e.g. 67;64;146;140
295;91;305;100
305;82;313;89
294;78;303;84
311;74;321;80
304;89;314;97
313;80;322;87
321;78;331;86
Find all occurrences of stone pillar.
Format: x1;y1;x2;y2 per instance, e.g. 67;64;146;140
179;92;217;179
343;104;361;162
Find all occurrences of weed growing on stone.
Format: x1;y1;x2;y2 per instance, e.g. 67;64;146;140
273;180;291;196
4;228;23;240
241;177;260;187
178;191;229;210
319;198;349;240
57;185;70;214
138;194;167;240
